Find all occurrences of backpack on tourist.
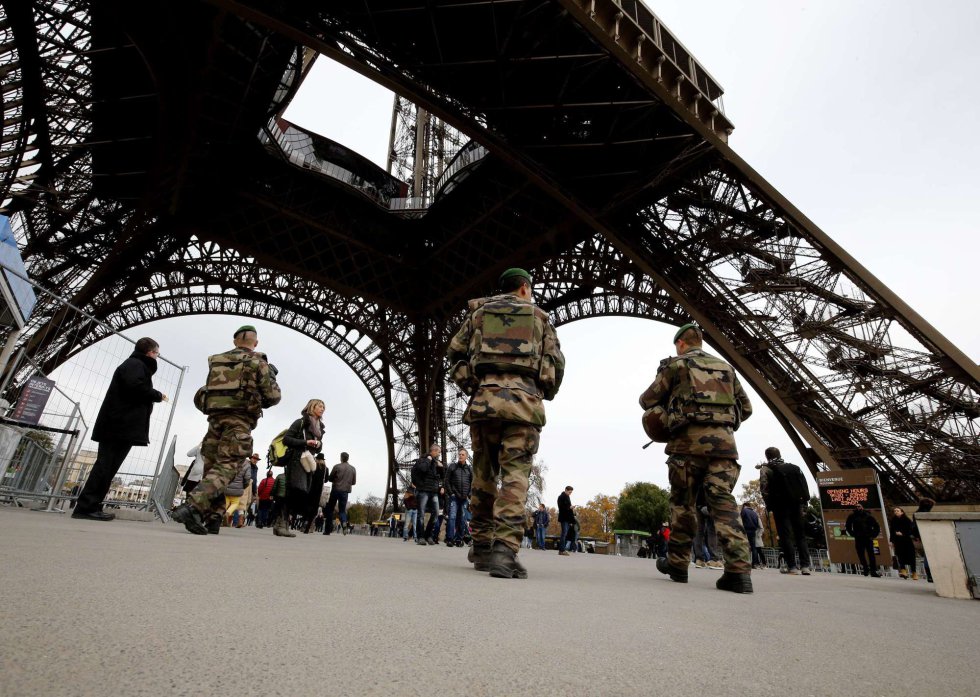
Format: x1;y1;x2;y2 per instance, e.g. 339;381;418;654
765;460;809;506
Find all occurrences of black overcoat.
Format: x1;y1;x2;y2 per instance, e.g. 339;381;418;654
92;351;163;445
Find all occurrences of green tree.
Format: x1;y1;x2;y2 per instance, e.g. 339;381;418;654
346;502;366;525
25;430;55;451
613;482;670;534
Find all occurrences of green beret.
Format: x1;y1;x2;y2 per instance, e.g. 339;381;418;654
234;324;257;338
499;267;532;286
673;323;699;343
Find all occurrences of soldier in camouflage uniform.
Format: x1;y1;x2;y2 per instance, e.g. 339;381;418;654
639;323;754;593
447;267;565;579
172;325;281;535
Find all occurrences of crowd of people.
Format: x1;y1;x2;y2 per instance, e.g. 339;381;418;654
69;280;933;591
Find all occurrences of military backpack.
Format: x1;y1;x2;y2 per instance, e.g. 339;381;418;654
193;349;261;415
469;296;542;380
666;352;739;432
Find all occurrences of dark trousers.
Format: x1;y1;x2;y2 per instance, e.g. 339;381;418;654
256;499;273;527
75;440;133;513
559;521;572;552
854;536;878;573
324;490;349;534
773;506;811;570
416;490;440;540
746;533;762;566
271;497;286;525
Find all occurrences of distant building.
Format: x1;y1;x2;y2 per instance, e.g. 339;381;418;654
63;448;97;491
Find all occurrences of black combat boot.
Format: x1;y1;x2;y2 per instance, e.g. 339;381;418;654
488;541;528;579
468;541;492;571
205;515;222;535
656;557;688;583
716;572;753;593
171;503;208;535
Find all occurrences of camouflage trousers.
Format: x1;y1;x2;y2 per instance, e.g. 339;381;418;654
187;414;254;519
469;420;540;553
666;454;751;574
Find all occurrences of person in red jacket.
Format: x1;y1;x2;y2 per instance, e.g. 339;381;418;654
256;469;276;529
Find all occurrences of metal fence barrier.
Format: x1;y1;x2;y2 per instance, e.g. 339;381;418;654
0;263;186;520
759;547;926;578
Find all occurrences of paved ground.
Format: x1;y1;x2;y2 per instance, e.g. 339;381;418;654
1;506;978;697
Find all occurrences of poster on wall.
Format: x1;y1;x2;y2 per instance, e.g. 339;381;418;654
816;469;890;567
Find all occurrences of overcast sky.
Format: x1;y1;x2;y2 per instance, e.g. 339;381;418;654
77;1;978;510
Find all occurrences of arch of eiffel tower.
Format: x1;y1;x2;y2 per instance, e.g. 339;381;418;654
0;1;976;509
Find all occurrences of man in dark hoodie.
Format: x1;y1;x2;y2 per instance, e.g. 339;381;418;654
845;503;882;577
72;337;167;521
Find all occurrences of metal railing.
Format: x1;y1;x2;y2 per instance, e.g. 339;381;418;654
0;262;186;519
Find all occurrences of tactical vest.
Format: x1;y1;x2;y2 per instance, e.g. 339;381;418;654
666;352;737;431
196;350;260;414
470;297;542;380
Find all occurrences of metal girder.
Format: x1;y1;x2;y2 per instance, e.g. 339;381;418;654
1;0;976;503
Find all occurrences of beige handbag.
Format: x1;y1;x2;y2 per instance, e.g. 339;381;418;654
299;450;317;474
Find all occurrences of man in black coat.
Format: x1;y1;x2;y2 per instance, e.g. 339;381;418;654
759;447;812;575
411;443;444;545
845;503;882;577
73;337;167;521
557;485;574;556
445;448;473;547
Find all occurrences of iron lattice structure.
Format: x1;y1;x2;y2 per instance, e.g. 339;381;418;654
0;0;976;510
387;95;466;207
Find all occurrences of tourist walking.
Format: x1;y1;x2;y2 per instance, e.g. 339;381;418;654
845;504;881;577
447;267;565;578
759;447;812;575
182;442;205;496
73;338;168;521
402;485;418;541
270;399;325;538
533;503;549;550
890;506;917;579
411;444;444;545
740;503;763;569
256;469;275;528
640;322;754;593
557;486;574;556
445;448;473;547
213;454;254;534
172;325;280;535
694;501;722;569
325;452;356;535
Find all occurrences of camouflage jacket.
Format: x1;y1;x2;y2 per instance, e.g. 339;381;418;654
447;293;565;427
639;348;752;458
199;347;281;424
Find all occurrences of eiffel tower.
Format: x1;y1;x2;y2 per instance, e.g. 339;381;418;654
0;1;976;509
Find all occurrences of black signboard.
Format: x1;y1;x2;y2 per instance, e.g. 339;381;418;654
819;483;884;511
10;376;55;425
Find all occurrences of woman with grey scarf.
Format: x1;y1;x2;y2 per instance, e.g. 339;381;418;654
273;399;325;538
